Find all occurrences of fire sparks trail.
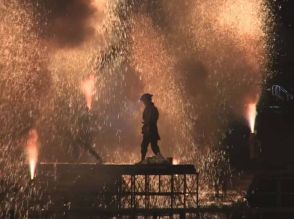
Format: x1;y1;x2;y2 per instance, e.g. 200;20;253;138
25;129;39;180
80;75;97;110
246;102;258;133
0;0;275;213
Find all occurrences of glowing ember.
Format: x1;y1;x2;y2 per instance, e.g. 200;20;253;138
246;102;257;133
80;75;97;110
25;129;39;180
173;158;180;165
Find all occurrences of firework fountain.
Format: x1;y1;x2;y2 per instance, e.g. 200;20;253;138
0;0;274;216
25;129;39;180
80;75;97;110
246;100;259;160
246;101;258;134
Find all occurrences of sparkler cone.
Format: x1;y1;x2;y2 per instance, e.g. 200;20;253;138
25;129;39;180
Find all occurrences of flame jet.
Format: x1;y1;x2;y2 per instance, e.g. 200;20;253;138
80;74;97;110
247;102;258;134
25;129;39;180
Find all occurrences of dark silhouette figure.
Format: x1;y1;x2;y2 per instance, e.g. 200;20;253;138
140;93;161;161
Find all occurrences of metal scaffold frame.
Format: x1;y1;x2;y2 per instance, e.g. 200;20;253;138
119;173;199;210
29;163;199;218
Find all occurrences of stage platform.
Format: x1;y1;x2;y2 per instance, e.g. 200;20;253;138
32;163;199;218
38;162;197;176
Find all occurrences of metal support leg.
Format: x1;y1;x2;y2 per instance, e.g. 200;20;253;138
171;175;174;209
180;211;186;219
131;175;135;209
196;173;199;208
145;175;149;209
184;174;187;208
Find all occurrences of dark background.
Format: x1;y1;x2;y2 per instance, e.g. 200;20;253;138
227;0;294;169
259;0;294;166
272;0;294;87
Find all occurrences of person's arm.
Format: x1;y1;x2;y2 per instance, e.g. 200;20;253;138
144;107;152;126
142;107;152;134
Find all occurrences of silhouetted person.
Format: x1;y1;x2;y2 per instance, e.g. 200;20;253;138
140;93;162;162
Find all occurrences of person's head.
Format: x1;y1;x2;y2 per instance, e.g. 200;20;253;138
140;93;153;105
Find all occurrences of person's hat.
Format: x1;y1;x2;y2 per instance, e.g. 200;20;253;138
140;93;153;101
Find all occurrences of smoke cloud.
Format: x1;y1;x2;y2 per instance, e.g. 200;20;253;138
36;0;106;48
0;0;273;164
0;1;275;212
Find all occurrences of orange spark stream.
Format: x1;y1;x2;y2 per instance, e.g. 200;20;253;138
25;129;39;180
246;102;257;133
80;75;97;110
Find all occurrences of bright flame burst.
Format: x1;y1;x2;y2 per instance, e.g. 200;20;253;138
25;129;39;180
246;102;257;133
80;75;97;110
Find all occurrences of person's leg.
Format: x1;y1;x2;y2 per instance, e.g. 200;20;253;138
141;136;149;161
150;139;160;155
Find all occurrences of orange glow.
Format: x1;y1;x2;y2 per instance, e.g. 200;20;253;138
80;75;97;110
173;158;180;165
25;129;39;180
91;0;107;11
217;0;265;38
246;102;257;133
